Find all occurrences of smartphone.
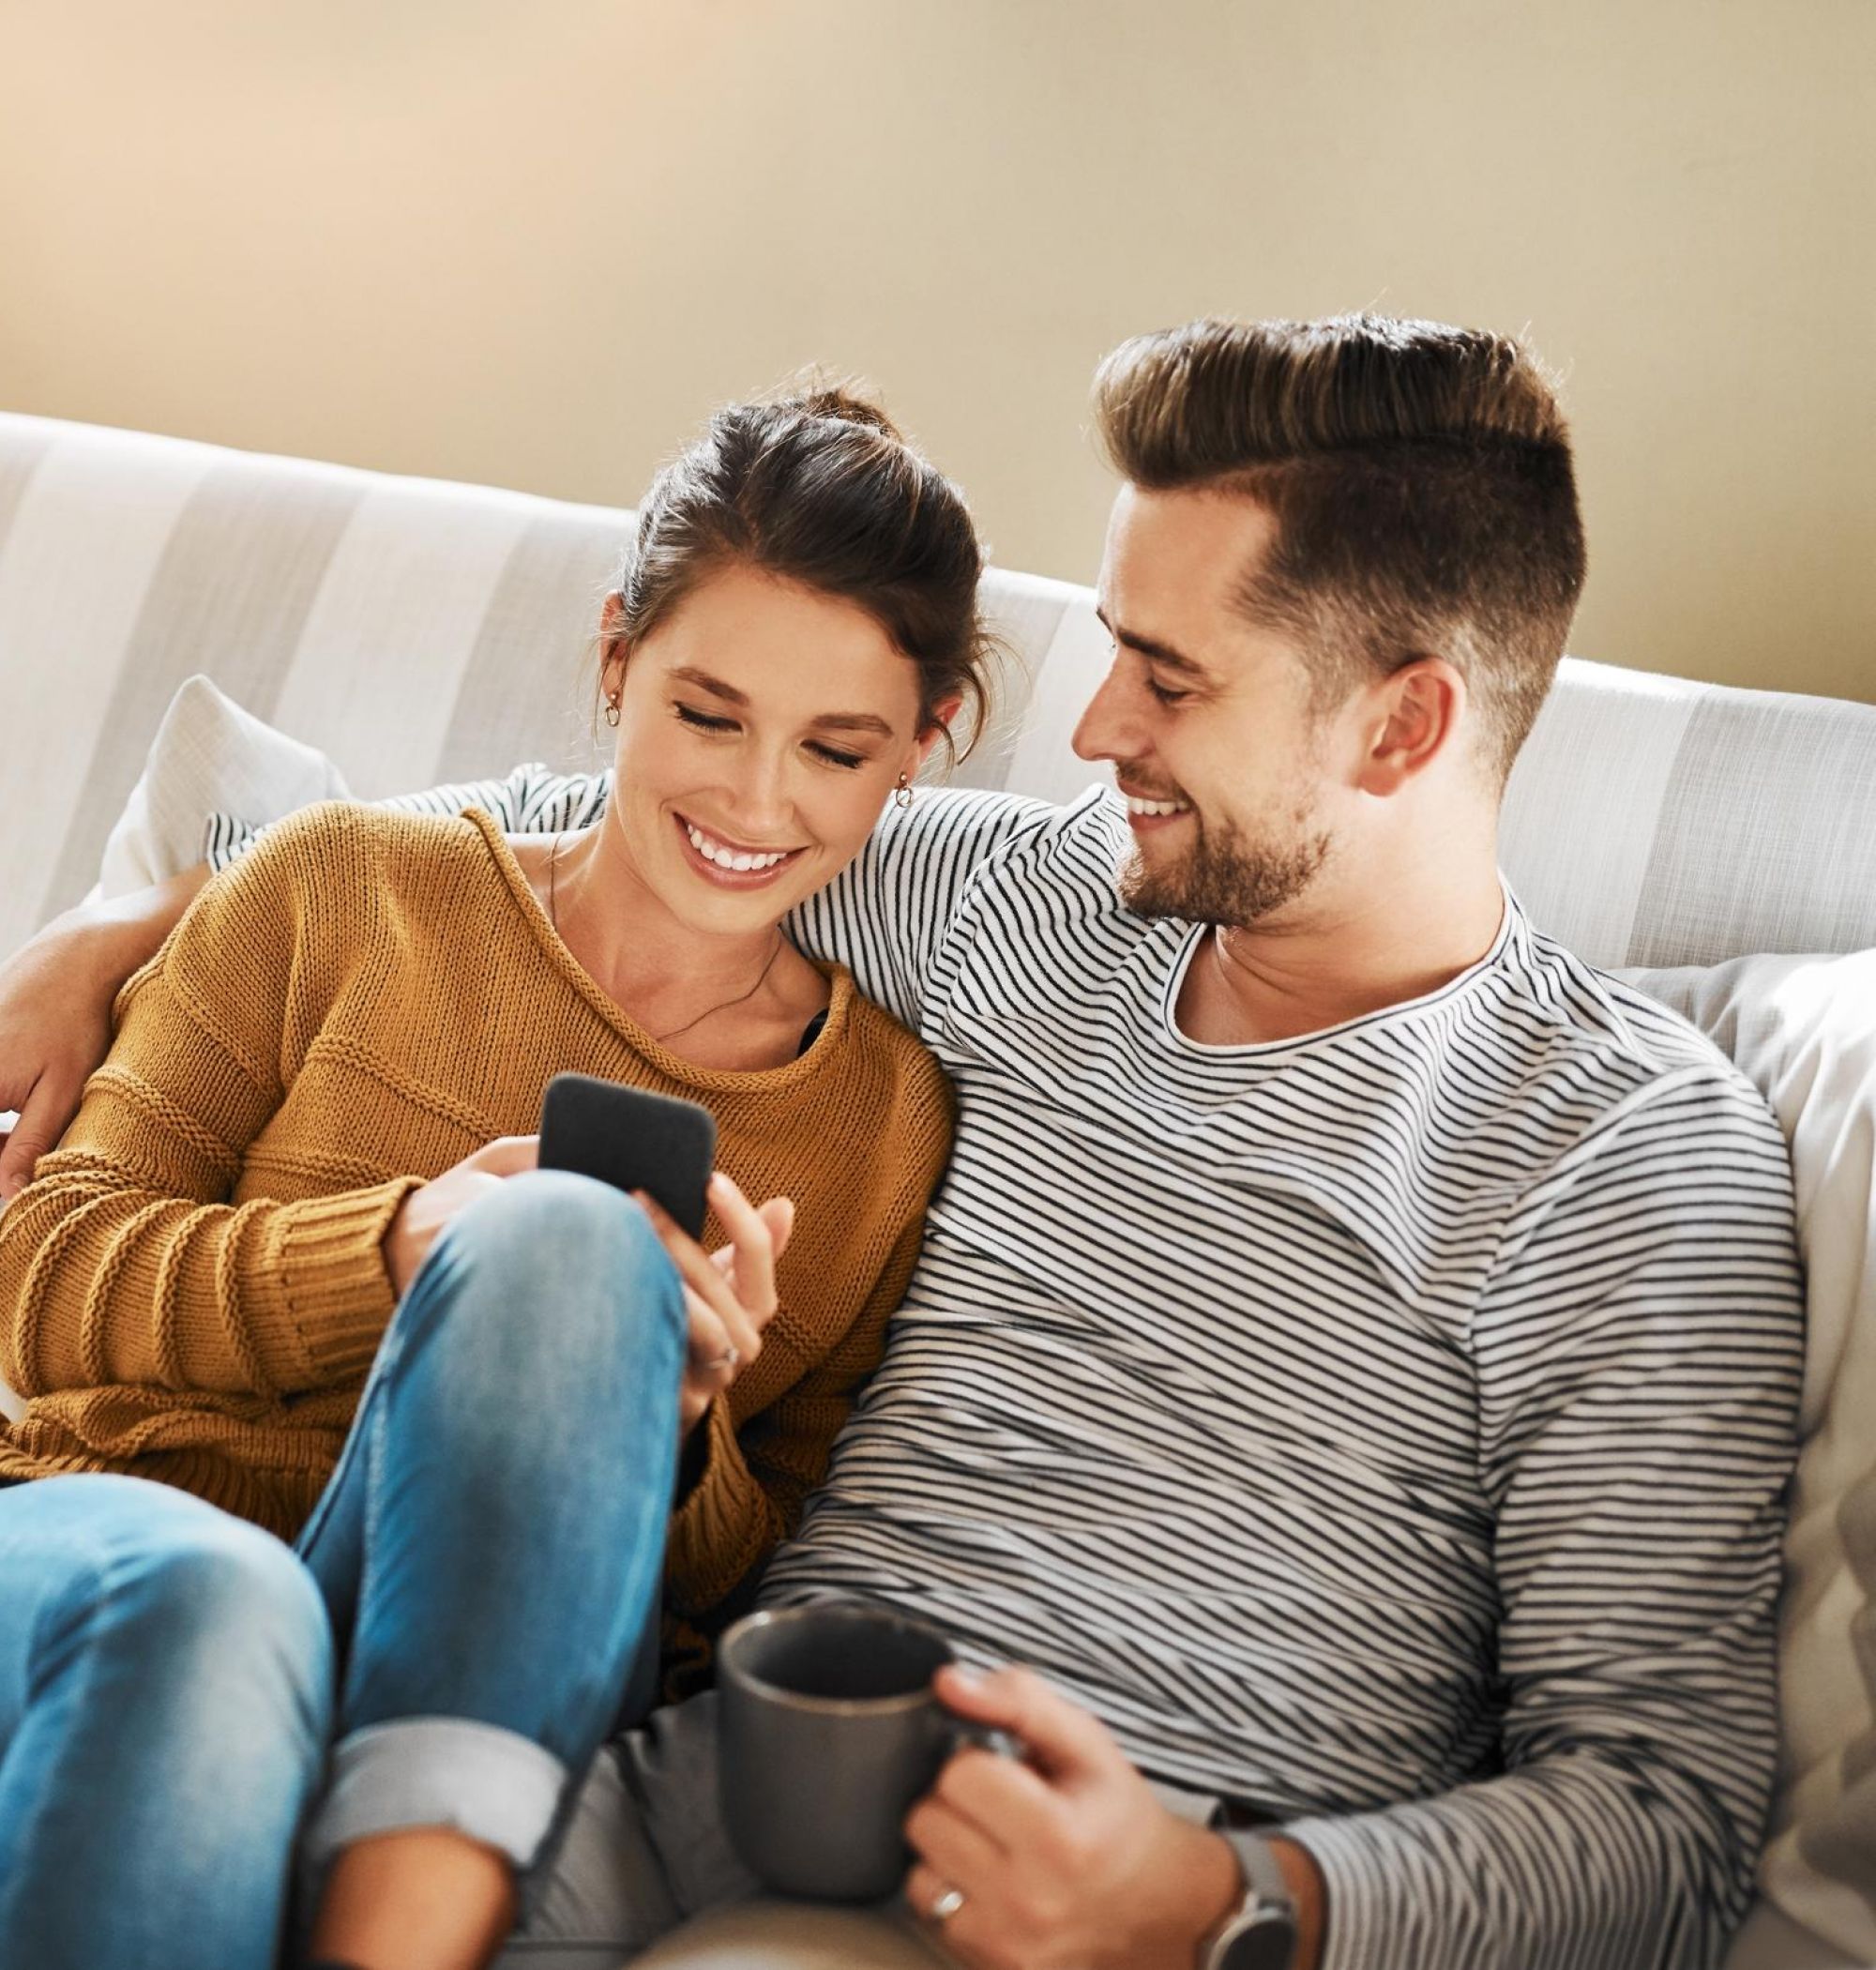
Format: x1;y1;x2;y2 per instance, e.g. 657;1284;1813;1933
537;1073;718;1240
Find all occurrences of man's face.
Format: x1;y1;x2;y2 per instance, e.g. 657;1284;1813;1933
1072;484;1341;928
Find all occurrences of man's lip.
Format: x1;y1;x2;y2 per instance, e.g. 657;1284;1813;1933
1116;786;1190;808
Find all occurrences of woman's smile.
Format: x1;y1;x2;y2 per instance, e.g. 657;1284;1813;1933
673;810;810;888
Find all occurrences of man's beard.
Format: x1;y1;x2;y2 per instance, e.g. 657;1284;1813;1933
1119;802;1331;927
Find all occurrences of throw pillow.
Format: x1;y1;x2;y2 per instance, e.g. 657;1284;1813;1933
1624;952;1876;1960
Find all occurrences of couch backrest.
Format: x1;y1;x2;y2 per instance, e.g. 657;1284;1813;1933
3;411;1872;970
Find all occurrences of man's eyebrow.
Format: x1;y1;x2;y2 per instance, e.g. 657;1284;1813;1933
666;667;895;738
1094;606;1209;679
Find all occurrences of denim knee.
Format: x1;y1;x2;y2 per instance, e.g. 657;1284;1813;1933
421;1170;687;1381
118;1512;335;1725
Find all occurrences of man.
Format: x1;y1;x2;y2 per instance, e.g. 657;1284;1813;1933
0;315;1802;1970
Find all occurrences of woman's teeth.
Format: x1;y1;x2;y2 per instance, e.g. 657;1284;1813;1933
1125;795;1191;817
685;822;792;871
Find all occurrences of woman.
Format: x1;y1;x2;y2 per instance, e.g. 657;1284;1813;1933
0;388;988;1970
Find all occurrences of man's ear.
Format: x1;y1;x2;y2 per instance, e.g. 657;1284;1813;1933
1356;659;1466;797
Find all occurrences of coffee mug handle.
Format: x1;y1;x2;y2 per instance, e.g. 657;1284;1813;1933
948;1720;1024;1763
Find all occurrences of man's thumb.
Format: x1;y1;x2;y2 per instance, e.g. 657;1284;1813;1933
934;1663;1120;1782
0;1077;74;1204
0;1126;46;1204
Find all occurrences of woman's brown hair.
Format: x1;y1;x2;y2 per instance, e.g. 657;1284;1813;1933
605;385;992;762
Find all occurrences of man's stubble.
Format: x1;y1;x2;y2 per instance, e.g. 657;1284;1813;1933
1119;798;1333;929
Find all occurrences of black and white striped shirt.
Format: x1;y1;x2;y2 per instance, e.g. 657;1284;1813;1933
213;772;1805;1970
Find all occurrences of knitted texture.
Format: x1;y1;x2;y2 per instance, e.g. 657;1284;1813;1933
0;803;952;1615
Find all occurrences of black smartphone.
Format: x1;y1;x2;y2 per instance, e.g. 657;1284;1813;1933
537;1073;718;1240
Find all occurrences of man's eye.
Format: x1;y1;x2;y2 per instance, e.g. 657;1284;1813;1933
810;743;866;770
1146;678;1190;707
674;703;736;733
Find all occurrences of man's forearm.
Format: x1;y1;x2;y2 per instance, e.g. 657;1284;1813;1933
81;862;214;969
0;863;211;1197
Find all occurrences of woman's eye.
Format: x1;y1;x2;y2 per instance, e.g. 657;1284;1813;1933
810;743;866;771
674;703;736;734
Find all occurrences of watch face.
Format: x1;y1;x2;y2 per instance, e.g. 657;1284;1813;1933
1218;1910;1297;1970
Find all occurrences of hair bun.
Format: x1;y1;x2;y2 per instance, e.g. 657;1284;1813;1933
775;379;903;443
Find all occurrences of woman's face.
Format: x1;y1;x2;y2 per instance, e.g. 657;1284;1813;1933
601;563;941;935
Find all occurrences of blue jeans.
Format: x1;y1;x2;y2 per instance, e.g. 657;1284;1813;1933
0;1171;685;1970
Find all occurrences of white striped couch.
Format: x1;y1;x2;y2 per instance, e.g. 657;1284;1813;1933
0;413;1871;1970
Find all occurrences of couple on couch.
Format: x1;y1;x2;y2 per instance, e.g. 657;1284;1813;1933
0;314;1803;1970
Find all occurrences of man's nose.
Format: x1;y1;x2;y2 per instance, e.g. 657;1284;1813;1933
1071;660;1140;762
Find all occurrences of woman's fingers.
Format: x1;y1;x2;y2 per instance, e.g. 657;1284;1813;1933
684;1291;739;1375
705;1172;788;1327
471;1134;539;1176
634;1192;764;1364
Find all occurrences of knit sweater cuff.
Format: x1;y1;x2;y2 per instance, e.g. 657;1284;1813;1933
259;1175;426;1385
664;1395;768;1615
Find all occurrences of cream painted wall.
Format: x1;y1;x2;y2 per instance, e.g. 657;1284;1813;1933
2;0;1871;702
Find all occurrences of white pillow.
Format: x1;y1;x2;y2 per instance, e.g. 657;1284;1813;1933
94;673;353;901
1623;952;1876;1960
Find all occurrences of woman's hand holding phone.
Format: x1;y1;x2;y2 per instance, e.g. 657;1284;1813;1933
384;1134;541;1296
634;1171;795;1433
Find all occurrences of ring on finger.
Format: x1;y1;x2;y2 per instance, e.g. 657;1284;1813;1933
701;1346;739;1372
927;1884;966;1924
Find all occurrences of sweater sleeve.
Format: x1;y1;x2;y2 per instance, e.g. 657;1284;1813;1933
0;806;423;1402
661;1210;928;1617
1275;1067;1805;1970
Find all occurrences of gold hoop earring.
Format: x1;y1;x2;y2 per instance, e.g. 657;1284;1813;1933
604;695;621;729
893;772;915;810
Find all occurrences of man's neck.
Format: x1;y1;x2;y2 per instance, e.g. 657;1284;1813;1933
1172;859;1507;1050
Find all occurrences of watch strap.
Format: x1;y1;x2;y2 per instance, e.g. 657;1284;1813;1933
1204;1831;1299;1970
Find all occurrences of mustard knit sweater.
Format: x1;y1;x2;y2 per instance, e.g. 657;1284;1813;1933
0;804;953;1619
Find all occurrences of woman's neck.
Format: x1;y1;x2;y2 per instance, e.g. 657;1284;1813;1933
537;819;826;1064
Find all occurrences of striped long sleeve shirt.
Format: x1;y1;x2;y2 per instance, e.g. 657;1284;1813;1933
211;770;1805;1970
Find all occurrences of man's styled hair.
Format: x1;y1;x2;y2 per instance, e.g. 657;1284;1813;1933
1092;314;1587;785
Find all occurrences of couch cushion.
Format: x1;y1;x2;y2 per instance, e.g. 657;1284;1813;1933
1626;952;1876;1961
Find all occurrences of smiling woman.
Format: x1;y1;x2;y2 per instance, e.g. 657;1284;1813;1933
0;387;991;1970
517;388;991;1071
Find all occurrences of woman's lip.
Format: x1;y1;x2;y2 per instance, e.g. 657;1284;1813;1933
673;812;806;887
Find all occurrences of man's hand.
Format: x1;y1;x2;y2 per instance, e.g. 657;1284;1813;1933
0;865;211;1204
902;1665;1248;1970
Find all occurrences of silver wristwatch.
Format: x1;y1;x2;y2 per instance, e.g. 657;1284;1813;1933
1203;1834;1299;1970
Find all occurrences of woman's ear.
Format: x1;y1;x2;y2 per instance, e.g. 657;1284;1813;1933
598;592;630;700
914;693;966;770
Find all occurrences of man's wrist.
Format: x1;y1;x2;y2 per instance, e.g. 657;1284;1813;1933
1264;1836;1325;1970
1175;1826;1252;1967
1199;1832;1324;1970
61;865;207;982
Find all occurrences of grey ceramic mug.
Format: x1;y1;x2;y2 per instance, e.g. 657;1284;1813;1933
717;1602;1014;1902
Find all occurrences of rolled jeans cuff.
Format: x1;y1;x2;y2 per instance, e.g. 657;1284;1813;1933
303;1717;569;1873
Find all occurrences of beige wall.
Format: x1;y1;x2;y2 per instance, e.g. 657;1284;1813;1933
3;0;1871;703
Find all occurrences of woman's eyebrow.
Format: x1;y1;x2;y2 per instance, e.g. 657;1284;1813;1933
666;666;895;738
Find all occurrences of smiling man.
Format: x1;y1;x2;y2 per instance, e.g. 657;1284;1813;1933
0;317;1804;1970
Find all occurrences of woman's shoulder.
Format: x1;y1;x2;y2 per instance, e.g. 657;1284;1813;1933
249;800;501;883
829;977;954;1131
